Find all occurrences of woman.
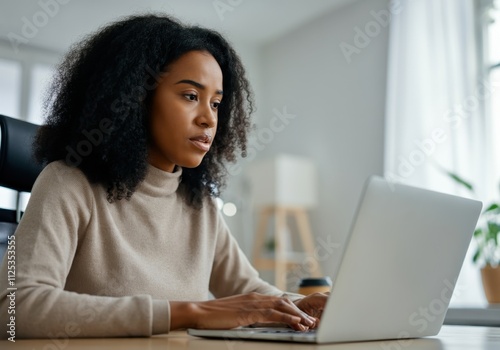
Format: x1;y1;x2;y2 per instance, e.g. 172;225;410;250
0;14;327;338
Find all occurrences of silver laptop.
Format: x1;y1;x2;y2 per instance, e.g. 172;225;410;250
188;176;482;344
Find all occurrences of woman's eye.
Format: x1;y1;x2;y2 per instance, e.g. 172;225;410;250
184;94;197;101
212;101;220;109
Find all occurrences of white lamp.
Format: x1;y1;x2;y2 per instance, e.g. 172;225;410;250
248;154;318;208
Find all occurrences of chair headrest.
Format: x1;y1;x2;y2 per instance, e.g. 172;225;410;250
0;115;44;192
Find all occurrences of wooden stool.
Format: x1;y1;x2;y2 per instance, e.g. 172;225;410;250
252;205;322;290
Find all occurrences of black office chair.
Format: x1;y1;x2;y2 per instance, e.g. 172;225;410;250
0;114;44;259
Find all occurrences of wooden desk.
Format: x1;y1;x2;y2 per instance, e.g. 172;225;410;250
2;325;499;350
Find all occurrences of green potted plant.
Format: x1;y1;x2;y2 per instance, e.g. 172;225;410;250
446;172;500;303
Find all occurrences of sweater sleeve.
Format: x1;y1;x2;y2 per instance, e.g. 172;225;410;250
208;210;303;301
0;162;168;339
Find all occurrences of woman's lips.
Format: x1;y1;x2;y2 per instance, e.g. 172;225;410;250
189;134;212;152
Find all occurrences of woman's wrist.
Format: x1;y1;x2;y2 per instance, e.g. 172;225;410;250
169;301;197;330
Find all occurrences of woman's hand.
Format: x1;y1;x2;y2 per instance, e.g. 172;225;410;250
293;292;329;328
170;292;317;331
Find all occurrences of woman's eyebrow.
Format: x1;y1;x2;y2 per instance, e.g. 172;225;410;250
175;79;223;95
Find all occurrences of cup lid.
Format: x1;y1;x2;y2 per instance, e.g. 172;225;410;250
298;277;332;287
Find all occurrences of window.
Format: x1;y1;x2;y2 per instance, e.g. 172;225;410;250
28;63;55;125
0;44;58;211
486;3;500;180
449;0;500;306
0;58;22;210
384;0;496;306
446;0;500;307
0;58;22;118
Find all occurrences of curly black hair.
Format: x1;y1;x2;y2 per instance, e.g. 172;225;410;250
34;14;254;206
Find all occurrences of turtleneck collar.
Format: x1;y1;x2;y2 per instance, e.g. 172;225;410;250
138;163;183;197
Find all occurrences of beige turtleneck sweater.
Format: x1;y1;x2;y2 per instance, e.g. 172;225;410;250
0;161;297;339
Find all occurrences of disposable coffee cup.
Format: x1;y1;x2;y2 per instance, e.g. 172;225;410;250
297;277;332;295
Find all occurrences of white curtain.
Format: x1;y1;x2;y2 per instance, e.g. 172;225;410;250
385;0;495;304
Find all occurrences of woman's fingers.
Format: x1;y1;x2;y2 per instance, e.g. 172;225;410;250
192;293;318;330
220;293;313;321
264;298;316;327
232;297;314;328
238;308;304;330
271;297;316;327
293;292;328;319
244;295;316;327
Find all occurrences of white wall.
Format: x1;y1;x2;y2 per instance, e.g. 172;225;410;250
236;0;390;287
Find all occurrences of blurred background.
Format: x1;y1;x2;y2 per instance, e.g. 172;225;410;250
0;0;499;305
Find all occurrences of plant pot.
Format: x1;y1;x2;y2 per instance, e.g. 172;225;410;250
480;265;500;303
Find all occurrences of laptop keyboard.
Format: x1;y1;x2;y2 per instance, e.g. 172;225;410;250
257;329;317;334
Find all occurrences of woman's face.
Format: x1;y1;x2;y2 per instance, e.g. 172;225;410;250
148;50;223;172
